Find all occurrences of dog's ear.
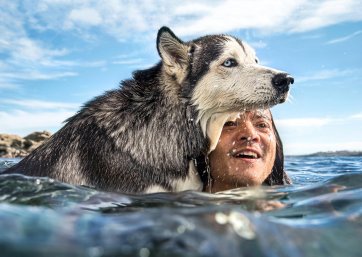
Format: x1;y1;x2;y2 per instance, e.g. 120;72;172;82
157;27;190;82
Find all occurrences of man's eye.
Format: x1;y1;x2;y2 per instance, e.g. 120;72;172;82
224;121;237;127
256;122;270;129
222;58;238;67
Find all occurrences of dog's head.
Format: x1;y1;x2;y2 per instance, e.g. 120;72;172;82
157;26;293;136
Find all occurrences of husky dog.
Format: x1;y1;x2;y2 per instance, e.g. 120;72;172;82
4;27;294;193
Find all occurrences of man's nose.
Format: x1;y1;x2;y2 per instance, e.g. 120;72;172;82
238;121;260;143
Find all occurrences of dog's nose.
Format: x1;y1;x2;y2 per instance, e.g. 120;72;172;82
272;73;294;92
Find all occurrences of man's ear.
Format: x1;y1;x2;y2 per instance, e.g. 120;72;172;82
157;27;190;81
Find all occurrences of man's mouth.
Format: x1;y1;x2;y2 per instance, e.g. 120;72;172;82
233;150;260;159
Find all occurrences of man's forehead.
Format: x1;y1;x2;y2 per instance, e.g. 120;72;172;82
238;110;272;120
252;109;272;119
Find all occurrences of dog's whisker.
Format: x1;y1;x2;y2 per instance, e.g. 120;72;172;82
287;94;294;103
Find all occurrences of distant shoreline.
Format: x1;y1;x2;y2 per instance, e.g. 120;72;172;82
1;132;361;158
288;150;362;157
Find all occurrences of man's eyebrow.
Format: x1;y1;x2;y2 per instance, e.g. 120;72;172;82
253;112;272;121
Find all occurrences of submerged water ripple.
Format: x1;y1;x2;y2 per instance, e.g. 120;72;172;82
0;156;361;257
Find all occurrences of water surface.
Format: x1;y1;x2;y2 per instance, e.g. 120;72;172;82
0;156;361;257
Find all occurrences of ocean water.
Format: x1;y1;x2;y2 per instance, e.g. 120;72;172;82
0;156;361;257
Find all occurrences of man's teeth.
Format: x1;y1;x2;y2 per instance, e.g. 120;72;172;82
236;151;258;158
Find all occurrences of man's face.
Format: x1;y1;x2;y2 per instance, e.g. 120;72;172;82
208;110;276;192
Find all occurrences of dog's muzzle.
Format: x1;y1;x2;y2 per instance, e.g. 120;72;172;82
272;73;294;94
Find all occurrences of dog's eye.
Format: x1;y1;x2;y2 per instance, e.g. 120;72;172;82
222;58;237;67
255;59;259;64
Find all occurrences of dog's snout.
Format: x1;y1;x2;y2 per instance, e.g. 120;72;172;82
272;73;294;92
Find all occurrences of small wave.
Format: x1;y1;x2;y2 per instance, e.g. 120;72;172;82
0;157;361;257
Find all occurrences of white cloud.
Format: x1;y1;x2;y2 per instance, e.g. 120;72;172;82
0;79;19;90
1;0;361;90
0;1;108;90
349;113;362;120
1;99;80;110
297;69;357;83
0;98;80;136
172;0;306;36
66;8;102;28
248;41;268;49
275;117;333;128
284;141;362;155
326;30;362;44
1;71;78;81
112;58;145;65
275;113;362;154
10;38;69;64
0;109;76;136
14;0;362;40
290;0;362;33
0;99;80;135
276;112;362;130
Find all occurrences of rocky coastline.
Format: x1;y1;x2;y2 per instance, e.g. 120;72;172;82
0;131;52;158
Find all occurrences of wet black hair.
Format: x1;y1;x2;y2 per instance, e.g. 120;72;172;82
263;112;292;186
195;112;291;190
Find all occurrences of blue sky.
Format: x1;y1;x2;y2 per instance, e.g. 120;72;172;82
0;0;361;155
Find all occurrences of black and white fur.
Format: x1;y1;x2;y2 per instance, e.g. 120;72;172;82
4;27;294;193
